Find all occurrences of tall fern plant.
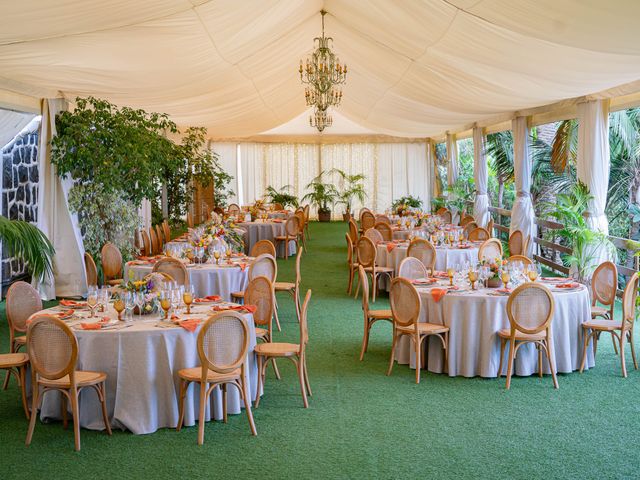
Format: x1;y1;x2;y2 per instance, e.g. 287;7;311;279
0;216;55;281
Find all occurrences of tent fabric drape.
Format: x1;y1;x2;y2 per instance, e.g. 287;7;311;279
33;98;87;299
577;100;610;234
472;126;490;227
446;133;458;187
509;116;536;257
239;143;264;205
426;140;438;206
211;143;239;205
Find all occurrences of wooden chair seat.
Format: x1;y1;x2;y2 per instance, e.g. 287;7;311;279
581;318;623;331
363;266;394;273
254;342;300;357
397;322;449;335
274;281;295;291
274;235;295;241
590;306;610;318
39;371;107;389
255;327;269;339
497;329;546;341
0;352;29;369
369;309;392;319
178;367;241;383
106;278;123;286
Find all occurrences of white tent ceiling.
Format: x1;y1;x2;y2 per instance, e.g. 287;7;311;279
0;109;36;148
0;1;639;138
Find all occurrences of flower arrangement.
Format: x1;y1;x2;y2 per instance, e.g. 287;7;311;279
120;272;165;314
190;219;244;254
481;257;506;286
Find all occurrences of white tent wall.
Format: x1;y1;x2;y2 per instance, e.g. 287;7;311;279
211;142;239;205
472;127;490;228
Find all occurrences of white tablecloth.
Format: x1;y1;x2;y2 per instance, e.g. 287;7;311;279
124;262;248;301
237;221;296;258
394;281;594;377
38;305;258;434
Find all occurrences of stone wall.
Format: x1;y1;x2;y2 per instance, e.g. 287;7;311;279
1;119;41;285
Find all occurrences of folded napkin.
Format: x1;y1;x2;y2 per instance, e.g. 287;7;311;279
433;271;449;278
178;319;201;332
80;322;102;330
272;219;284;223
430;288;448;303
556;282;580;289
211;304;257;314
55;309;75;318
386;243;397;253
496;288;512;294
542;277;563;282
235;262;249;272
194;295;221;303
457;244;471;249
60;299;87;307
411;278;437;285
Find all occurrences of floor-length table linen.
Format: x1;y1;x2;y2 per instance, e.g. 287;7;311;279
394;283;594;377
37;306;258;434
237;220;296;258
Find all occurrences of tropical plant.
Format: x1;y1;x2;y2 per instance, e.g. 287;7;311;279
431;197;446;213
302;171;339;214
485;131;514;209
446;177;474;214
0;217;55;281
264;185;299;208
391;195;423;210
330;169;367;214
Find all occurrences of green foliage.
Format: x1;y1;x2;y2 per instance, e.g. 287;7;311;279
391;195;423;210
0;216;55;281
302;171;339;213
431;197;446;213
264;185;299;208
330;169;367;213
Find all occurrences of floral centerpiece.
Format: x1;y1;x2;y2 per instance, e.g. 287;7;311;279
189;219;244;260
120;272;165;314
249;200;266;221
481;257;506;288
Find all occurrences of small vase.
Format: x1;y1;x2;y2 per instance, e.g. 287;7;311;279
487;277;501;288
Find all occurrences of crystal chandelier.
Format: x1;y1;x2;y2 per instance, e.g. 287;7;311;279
299;10;347;132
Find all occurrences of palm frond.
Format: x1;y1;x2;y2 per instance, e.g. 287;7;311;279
549;119;578;173
0;216;55;281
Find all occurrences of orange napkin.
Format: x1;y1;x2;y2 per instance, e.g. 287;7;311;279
557;282;580;289
433;271;449;278
178;319;201;332
236;263;249;272
272;219;284;223
430;288;448;303
411;278;437;285
60;299;87;307
496;288;512;294
195;295;221;303
211;304;257;314
55;309;75;318
80;322;102;330
386;243;397;253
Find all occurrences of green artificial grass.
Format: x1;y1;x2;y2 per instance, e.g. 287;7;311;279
1;222;639;479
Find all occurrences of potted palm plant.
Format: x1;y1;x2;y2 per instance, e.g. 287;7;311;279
263;185;299;208
331;169;367;221
302;172;338;222
0;216;55;282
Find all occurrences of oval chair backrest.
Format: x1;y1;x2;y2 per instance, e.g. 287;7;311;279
622;272;639;326
487;218;494;236
440;210;452;224
198;312;249;375
468;227;490;242
506;283;554;334
358;265;371;315
84;252;99;287
358;207;372;221
101;243;123;280
274;202;284;211
152;258;189;285
591;261;618;306
250;239;276;258
303;204;310;222
155;224;164;247
27;314;77;380
244;276;274;330
346;234;354;265
460;215;475;227
348;218;359;243
509;230;525;256
356;237;377;268
6;281;42;333
361;211;376;231
149;227;160;255
374;222;393;242
375;215;391;225
406;238;436;272
364;228;383;244
162;221;171;242
141;230;151;256
463;222;478;238
228;203;241;214
249;254;277;282
507;255;533;267
285;216;300;237
478;239;503;262
295;211;305;233
389;277;421;329
398;257;427;280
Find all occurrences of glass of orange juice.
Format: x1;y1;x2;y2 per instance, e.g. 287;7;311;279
160;290;172;319
114;295;125;321
447;268;455;287
183;285;194;314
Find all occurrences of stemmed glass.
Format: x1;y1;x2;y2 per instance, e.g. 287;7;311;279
87;286;98;318
171;288;181;316
195;246;204;264
134;290;146;319
160;290;171;320
113;294;125;321
183;285;194;314
501;269;511;290
124;292;135;321
100;287;111;313
468;268;478;290
528;262;541;282
447;267;455;287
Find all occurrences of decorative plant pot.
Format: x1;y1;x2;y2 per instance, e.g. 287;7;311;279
342;212;352;222
133;302;156;315
318;211;332;222
487;277;501;288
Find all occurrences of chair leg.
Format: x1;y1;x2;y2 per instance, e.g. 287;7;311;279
241;377;257;436
545;340;559;389
386;328;397;376
371;273;377;303
303;354;312;397
505;339;515;390
579;329;591;373
222;384;228;423
593;332;599;357
415;335;422;384
25;380;39;446
273;303;282;332
359;317;370;361
297;358;309;408
61;393;68;430
619;333;628;378
271;358;281;380
2;341;15;390
537;344;543;378
99;383;112;435
18;366;29;420
197;381;207;445
347;267;354;294
498;338;506;378
629;330;638;370
176;379;187;431
255;356;264;408
612;333;619;355
69;386;81;451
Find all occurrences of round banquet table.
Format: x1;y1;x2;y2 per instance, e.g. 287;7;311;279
237;220;296;258
37;304;258;434
268;210;293;220
376;242;480;290
394;280;594;377
124;261;248;301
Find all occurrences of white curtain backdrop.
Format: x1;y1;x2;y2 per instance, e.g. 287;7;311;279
509;116;536;257
407;143;429;213
239;143;264;205
211;142;239;205
446;133;458;188
472;126;490;227
33;98;87;299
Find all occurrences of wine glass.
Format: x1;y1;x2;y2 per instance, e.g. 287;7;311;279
213;248;221;265
468;269;478;290
113;294;125;321
87;286;98;318
134;290;145;319
501;269;511;290
183;285;194;314
225;248;233;263
171;288;181;315
100;287;111;312
447;267;455;287
160;290;172;320
124;292;135;321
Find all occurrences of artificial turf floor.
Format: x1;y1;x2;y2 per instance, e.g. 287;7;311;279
1;221;639;479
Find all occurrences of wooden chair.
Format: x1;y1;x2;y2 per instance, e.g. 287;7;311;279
26;314;111;451
436;207;448;215
463;221;478;239
355;237;394;303
228;203;241;215
509;230;527;256
497;283;558;389
360;211;376;233
440;210;452;224
274;247;303;323
0;351;29;419
358;265;392;361
507;255;533;266
152;257;189;285
460;215;475;228
250;239;276;258
101;243;124;286
274;216;300;260
398;257;427;280
348;218;359;257
273;202;284;211
364;227;384;244
176;312;256;444
149;227;160;255
162;220;171;243
155;224;164;249
186;212;194;228
303;204;311;240
468;227;490;242
406;238;436;274
580;272;639;378
358;207;372;220
255;290;312;409
478;238;503;262
84;252;99;286
375;222;393;242
387;277;449;384
590;261;617;321
141;230;151;257
375;214;391;225
295;210;307;249
487;217;494;237
346;234;359;295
